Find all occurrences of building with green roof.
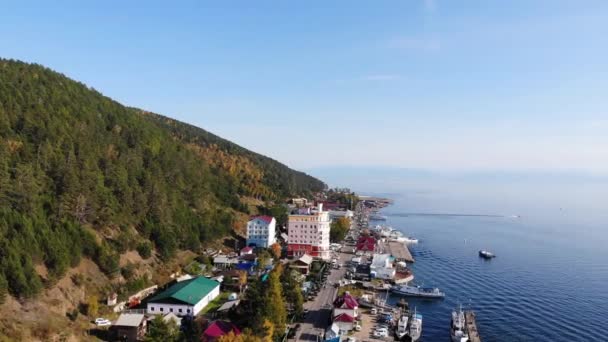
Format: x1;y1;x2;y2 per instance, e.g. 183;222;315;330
146;276;220;316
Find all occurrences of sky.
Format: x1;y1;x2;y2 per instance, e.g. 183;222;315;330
3;0;608;173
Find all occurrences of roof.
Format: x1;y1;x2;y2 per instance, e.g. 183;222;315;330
325;323;340;338
356;236;376;251
114;313;145;327
295;254;313;265
218;300;240;312
214;256;238;264
204;321;241;338
240;246;253;253
148;277;220;306
371;254;391;268
334;293;358;310
250;215;274;224
333;313;355;323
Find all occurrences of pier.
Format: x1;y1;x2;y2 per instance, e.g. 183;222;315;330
383;241;415;263
465;311;482;342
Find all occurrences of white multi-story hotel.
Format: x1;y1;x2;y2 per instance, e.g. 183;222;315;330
246;216;276;248
287;204;331;260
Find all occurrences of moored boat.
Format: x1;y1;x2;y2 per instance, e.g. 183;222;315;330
479;250;496;259
395;314;409;339
370;214;387;221
408;308;422;341
391;285;445;298
450;305;469;342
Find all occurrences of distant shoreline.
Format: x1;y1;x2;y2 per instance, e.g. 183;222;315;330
386;212;509;218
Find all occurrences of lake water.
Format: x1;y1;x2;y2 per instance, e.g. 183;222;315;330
384;209;607;341
311;167;608;341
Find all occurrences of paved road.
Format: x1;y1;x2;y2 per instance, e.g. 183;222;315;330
295;251;352;342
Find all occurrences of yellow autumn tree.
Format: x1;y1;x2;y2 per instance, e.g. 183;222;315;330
218;331;263;342
238;270;248;294
262;319;275;342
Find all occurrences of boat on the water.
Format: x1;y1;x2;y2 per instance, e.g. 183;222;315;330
408;308;422;341
395;313;409;339
370;214;387;221
450;305;469;342
390;285;445;298
479;250;496;259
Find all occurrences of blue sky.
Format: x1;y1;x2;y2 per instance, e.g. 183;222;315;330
3;0;608;172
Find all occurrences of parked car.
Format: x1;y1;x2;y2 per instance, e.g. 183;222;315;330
370;308;377;315
373;330;388;338
347;338;356;342
95;318;111;327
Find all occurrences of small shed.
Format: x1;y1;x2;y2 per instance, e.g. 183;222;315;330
290;254;313;274
112;313;147;342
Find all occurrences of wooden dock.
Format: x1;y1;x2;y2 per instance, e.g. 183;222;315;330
465;311;482;342
384;241;415;263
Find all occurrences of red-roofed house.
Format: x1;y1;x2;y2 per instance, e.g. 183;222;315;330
333;313;355;332
356;236;376;252
333;292;359;319
246;216;276;248
203;321;241;342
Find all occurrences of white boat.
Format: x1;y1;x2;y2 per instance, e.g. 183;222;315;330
408;308;422;341
374;225;394;237
402;236;418;244
479;250;496;259
388;230;418;244
395;314;409;338
450;305;469;342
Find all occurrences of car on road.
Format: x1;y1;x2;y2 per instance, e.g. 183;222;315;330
94;318;111;326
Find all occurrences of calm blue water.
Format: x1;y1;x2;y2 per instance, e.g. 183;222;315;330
310;167;608;341
383;206;608;341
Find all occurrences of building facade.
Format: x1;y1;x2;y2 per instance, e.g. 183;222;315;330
246;216;276;248
287;204;331;260
146;277;220;316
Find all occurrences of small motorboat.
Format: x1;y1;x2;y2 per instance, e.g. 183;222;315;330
479;250;496;259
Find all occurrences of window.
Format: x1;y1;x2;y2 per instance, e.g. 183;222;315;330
160;307;164;312
170;308;174;312
151;307;155;311
187;309;191;313
179;308;183;313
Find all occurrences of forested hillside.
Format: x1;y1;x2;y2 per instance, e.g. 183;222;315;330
0;58;325;300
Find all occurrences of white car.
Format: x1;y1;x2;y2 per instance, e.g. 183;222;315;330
347;338;356;342
95;318;111;326
370;308;378;315
373;330;387;338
